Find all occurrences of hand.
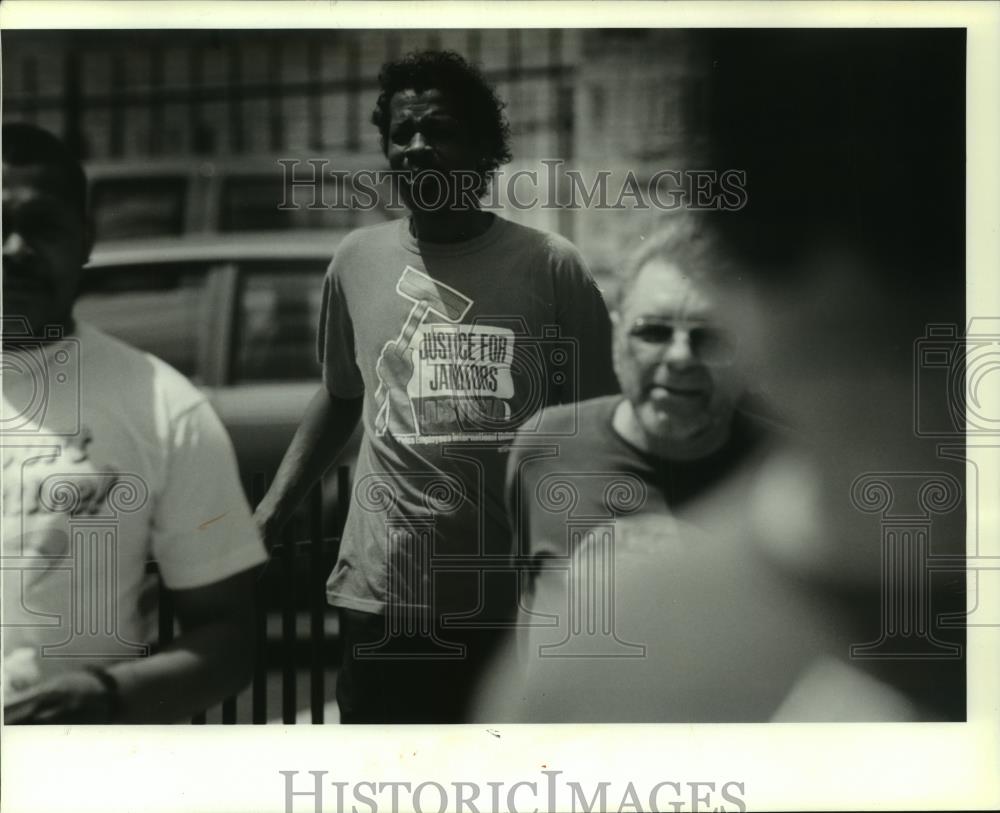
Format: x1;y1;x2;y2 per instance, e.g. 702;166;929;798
252;503;282;552
374;342;416;436
376;341;416;385
4;669;116;724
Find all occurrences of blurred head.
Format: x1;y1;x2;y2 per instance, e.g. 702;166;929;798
612;218;746;459
2;122;92;340
371;50;512;205
701;29;966;584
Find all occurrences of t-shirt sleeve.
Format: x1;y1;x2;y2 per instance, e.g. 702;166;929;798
505;434;557;598
505;439;532;562
505;437;556;663
151;400;267;590
316;256;364;399
548;238;620;402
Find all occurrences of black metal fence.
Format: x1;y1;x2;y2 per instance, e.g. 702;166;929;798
1;30;575;164
2;29;579;241
156;466;351;724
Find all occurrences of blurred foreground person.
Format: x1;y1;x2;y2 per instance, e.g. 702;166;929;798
701;28;966;720
476;29;965;722
2;123;267;723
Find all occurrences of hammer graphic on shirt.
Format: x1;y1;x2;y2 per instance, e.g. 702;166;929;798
374;266;474;433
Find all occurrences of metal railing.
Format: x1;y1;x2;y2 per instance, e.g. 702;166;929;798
156;465;351;724
2;30;575;162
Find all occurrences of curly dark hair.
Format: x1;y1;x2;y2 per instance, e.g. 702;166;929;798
371;50;512;196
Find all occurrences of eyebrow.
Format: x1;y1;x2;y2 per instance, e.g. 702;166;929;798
392;109;460;124
630;312;715;324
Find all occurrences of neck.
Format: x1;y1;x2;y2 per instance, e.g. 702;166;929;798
407;208;493;244
613;399;732;462
1;313;76;349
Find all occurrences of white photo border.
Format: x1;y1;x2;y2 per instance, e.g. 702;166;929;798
1;2;998;811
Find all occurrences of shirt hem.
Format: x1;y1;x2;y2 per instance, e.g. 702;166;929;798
326;592;386;614
326;591;438;616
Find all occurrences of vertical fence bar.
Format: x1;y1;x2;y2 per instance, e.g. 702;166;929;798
345;38;361;151
507;29;522;136
149;45;165;156
336;464;351;538
309;484;326;724
189;45;208;155
307;38;323;151
387;31;402;62
268;38;284;152
466;30;482;66
227;40;245;155
62;48;84;158
157;576;175;648
281;527;297;723
109;49;125;158
221;695;237;724
251;569;268;724
549;29;575;242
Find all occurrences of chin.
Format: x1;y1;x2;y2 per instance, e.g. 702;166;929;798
652;409;712;440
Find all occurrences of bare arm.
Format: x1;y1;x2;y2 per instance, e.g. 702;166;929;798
107;568;260;723
4;568;262;724
254;386;363;546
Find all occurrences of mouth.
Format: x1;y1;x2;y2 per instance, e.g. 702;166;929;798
401;162;444;178
650;384;708;400
2;266;46;293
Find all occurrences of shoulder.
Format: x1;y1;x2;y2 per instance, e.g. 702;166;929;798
76;322;207;420
498;221;600;304
548;394;618;428
512;395;619;452
497;219;586;265
327;220;401;274
341;219;400;249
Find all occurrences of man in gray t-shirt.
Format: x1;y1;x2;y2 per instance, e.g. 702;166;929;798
256;50;617;723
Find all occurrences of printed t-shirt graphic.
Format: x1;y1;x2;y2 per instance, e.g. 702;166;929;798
317;217;620;617
374;266;516;442
1;324;267;694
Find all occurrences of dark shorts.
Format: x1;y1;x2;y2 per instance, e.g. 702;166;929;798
336;607;507;724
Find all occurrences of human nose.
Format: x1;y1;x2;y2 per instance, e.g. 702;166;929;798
2;229;31;259
404;132;432;162
663;329;697;368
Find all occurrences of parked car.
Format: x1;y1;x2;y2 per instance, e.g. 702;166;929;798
85;152;398;244
75;233;361;532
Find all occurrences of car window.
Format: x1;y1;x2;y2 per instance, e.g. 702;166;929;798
90;177;188;241
232;261;327;383
75;263;211;380
220;175;394;233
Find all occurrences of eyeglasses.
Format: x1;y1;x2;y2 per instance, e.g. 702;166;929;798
626;317;737;366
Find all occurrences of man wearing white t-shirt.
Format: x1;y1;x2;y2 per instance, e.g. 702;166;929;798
1;123;268;723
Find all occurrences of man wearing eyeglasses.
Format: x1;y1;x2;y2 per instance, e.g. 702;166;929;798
608;233;752;470
507;216;776;586
479;217;791;720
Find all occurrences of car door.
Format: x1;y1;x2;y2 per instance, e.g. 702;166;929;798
74;258;226;386
206;257;361;517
